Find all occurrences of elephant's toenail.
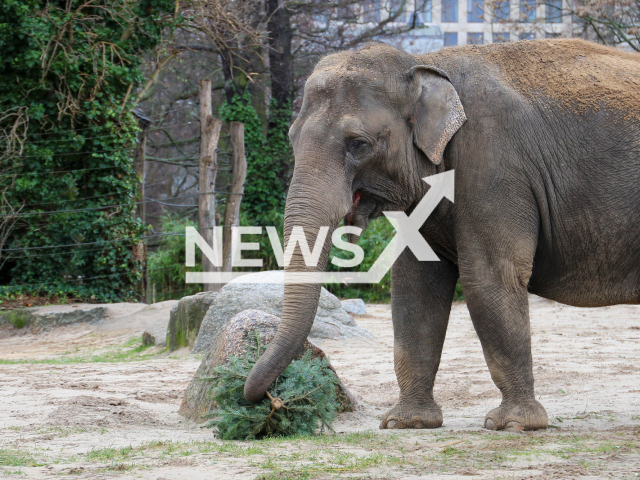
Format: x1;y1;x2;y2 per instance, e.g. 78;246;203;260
485;418;496;430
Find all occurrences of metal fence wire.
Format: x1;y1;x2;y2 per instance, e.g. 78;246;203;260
1;102;246;302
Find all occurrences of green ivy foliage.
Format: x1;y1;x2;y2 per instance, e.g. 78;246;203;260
0;0;175;301
204;334;339;440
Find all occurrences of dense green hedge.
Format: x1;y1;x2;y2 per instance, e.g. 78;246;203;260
0;0;174;301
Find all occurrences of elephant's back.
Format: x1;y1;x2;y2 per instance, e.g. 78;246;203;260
422;39;640;120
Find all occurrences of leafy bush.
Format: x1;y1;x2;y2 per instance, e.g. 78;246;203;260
147;215;203;302
239;208;284;273
325;217;394;303
326;217;464;303
0;0;175;301
204;335;340;440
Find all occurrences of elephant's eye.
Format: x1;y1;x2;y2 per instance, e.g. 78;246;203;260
348;139;367;152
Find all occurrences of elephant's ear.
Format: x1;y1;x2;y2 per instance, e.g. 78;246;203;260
407;65;466;165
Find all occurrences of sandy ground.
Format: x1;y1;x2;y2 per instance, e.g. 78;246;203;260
1;296;640;479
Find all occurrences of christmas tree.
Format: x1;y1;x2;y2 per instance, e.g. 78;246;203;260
203;333;341;440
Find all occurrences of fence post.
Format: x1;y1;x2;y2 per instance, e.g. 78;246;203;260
222;122;247;273
132;109;150;302
199;79;222;292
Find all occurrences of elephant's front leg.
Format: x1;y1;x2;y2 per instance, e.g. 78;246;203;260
461;253;548;432
380;250;458;429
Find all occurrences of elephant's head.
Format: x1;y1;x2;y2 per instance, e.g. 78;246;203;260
244;43;466;402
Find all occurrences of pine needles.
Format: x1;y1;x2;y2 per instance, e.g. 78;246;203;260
203;333;340;440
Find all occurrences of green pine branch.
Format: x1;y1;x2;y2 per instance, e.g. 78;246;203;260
202;332;340;440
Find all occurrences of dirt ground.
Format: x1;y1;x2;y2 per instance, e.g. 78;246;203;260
1;296;640;479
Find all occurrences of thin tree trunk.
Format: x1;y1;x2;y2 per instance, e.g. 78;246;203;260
222;122;247;273
266;0;293;112
266;0;294;191
133;111;150;302
199;79;222;292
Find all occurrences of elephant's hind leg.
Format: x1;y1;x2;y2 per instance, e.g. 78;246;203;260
380;249;458;430
460;250;548;432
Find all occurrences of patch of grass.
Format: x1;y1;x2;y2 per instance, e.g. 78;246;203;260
36;425;96;438
0;337;158;364
255;446;403;477
1;469;26;476
9;427;636;478
0;448;43;467
86;445;135;462
256;473;312;480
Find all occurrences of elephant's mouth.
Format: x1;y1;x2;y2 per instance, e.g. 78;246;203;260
344;190;379;243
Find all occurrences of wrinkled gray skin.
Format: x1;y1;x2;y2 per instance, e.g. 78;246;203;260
244;40;640;432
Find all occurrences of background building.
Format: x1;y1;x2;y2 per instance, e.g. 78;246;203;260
363;0;574;50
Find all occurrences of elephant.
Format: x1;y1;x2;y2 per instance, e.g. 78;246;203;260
243;38;640;432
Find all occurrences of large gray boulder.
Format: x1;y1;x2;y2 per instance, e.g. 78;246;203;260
179;309;356;423
167;292;217;351
192;271;372;354
0;305;106;332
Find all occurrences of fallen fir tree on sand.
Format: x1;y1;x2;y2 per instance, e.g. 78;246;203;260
203;333;340;440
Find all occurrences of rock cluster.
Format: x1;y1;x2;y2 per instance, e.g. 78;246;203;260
167;271;372;352
0;305;106;332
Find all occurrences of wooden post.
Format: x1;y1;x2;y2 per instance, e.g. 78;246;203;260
132;110;150;302
222;122;247;273
199;79;222;292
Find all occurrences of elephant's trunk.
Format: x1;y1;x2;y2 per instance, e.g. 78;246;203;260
244;160;349;403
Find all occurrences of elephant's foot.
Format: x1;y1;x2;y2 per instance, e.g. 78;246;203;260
379;399;443;429
484;400;548;432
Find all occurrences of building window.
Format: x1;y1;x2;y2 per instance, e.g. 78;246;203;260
493;0;510;21
442;0;458;22
468;0;484;22
519;32;535;40
468;32;484;44
390;0;406;22
444;32;458;46
493;32;510;42
409;0;432;25
422;0;433;22
545;32;562;38
364;0;380;22
520;0;535;22
546;0;562;22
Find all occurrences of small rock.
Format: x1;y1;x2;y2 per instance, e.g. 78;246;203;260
142;331;156;346
179;309;357;423
340;299;366;315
